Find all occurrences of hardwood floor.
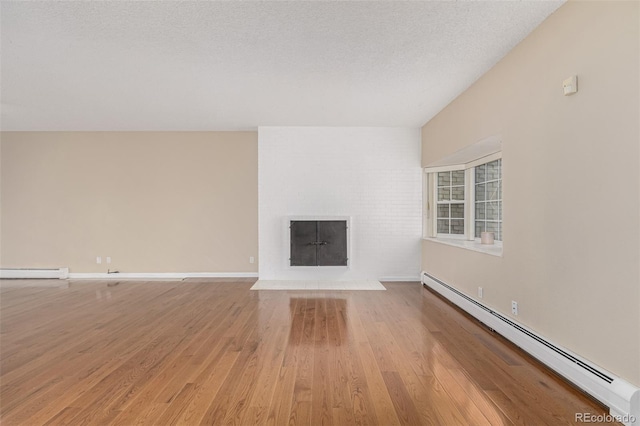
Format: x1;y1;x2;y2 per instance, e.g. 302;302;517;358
0;279;614;425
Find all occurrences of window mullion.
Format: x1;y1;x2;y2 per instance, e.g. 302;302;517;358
466;168;474;241
431;172;437;237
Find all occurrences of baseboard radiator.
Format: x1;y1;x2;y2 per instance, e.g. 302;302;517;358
421;271;639;426
0;268;69;279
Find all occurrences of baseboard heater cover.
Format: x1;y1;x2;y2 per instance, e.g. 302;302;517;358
0;268;69;279
421;271;639;426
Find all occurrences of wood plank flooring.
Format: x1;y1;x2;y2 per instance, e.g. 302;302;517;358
0;279;614;425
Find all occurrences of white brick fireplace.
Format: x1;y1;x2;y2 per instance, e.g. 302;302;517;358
258;127;422;281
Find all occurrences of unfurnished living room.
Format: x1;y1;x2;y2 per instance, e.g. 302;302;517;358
0;1;638;425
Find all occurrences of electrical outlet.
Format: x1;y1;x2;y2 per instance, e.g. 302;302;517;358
511;300;519;316
106;256;111;264
96;256;102;264
478;287;483;299
249;256;255;264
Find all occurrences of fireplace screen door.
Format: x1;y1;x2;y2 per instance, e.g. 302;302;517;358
290;220;348;266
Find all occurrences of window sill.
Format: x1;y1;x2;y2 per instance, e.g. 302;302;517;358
423;237;503;257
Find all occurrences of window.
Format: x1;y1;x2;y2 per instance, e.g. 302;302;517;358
474;159;502;241
423;153;502;245
436;170;465;236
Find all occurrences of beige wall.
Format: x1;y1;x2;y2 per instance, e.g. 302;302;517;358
0;132;258;273
421;1;639;386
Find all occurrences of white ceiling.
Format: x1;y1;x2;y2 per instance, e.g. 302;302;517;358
0;1;563;131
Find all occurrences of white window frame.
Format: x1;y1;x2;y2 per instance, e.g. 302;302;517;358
434;169;467;240
423;152;502;243
472;158;502;243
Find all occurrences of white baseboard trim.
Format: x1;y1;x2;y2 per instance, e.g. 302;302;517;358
421;271;639;426
0;268;69;279
67;272;258;280
378;275;421;282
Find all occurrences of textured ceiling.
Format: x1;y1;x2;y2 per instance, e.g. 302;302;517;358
0;1;563;131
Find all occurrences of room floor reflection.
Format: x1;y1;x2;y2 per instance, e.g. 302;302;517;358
288;297;350;346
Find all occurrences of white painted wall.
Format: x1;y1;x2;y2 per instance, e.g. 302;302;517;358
259;127;421;281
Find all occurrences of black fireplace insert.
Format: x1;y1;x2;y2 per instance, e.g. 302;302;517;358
290;220;348;266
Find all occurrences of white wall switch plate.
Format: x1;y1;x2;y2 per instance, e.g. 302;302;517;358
563;75;578;96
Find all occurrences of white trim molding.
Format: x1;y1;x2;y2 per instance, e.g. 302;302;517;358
0;268;69;279
421;271;639;426
378;275;421;282
67;272;258;280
